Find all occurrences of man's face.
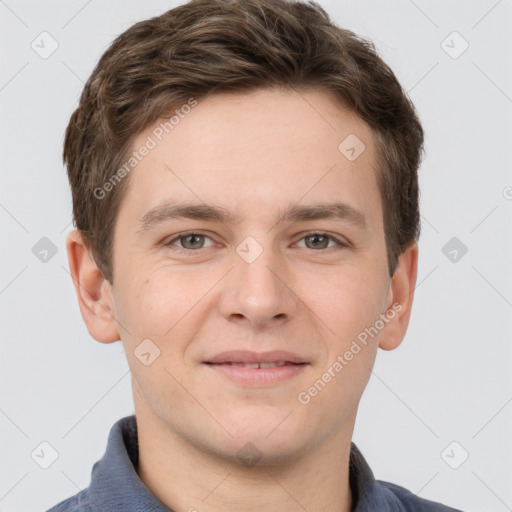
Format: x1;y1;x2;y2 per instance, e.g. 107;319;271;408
107;87;398;462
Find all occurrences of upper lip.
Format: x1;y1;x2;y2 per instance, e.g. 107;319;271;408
204;350;308;364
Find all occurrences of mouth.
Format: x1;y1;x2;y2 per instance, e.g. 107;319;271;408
204;349;308;365
203;351;309;386
205;361;303;369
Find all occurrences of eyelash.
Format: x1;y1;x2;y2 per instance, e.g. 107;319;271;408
163;231;349;254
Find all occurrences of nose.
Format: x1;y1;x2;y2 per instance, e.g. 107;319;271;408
216;239;299;330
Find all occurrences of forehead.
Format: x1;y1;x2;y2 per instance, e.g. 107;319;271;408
117;87;381;231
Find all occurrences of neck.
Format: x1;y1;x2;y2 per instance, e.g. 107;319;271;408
134;402;354;512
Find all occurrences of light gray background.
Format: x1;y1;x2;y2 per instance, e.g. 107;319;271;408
1;1;511;511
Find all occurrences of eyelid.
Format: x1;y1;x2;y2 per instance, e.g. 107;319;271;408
163;230;351;253
295;231;350;249
163;230;216;250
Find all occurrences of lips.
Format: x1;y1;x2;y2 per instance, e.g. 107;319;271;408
204;350;308;365
203;350;309;386
223;361;292;369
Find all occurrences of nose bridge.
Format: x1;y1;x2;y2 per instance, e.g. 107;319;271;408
218;233;296;327
236;233;285;302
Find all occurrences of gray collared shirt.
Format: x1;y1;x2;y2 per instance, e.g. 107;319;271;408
46;415;463;511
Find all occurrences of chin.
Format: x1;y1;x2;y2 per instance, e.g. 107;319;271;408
224;418;313;461
217;434;312;468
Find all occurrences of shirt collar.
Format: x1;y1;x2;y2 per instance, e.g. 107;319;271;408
89;415;169;511
88;415;402;512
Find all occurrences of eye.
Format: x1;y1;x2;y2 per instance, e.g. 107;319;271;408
164;232;215;251
163;230;349;254
296;232;348;250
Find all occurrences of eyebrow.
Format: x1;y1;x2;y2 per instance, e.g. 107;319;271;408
135;200;369;233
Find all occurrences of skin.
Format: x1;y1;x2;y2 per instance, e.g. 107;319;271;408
66;87;418;512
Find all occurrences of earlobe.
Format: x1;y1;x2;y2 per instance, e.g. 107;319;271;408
378;241;419;351
65;229;120;344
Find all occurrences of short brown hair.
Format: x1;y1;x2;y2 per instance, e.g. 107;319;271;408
64;0;424;283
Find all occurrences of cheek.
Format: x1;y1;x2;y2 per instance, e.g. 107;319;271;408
115;269;211;357
302;262;388;340
308;264;386;409
296;340;377;442
112;271;168;347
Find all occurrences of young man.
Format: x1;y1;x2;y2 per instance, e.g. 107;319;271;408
48;0;463;510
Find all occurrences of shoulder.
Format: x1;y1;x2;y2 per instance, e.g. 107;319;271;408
376;479;464;511
45;489;94;512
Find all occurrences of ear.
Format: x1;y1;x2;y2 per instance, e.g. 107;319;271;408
65;229;120;344
378;241;419;351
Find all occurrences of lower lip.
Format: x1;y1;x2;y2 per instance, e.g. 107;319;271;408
203;363;308;386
